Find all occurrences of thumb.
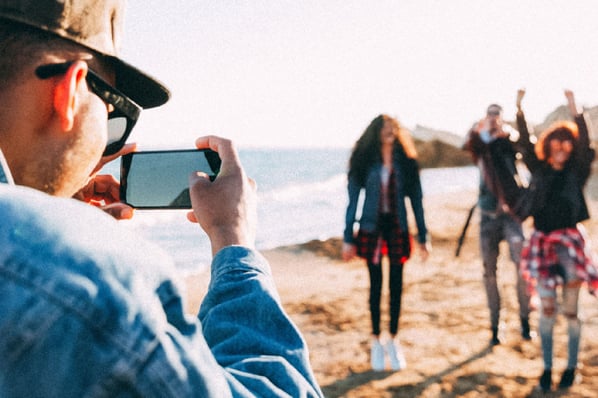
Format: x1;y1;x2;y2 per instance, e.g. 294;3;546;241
187;171;212;223
101;203;134;220
186;211;198;223
189;171;212;191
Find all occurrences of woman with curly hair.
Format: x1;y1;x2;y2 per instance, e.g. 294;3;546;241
515;89;598;393
342;114;429;371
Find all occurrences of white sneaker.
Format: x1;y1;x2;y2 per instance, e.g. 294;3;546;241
385;339;407;371
370;339;385;371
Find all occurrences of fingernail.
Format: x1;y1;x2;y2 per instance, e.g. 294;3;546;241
121;207;134;219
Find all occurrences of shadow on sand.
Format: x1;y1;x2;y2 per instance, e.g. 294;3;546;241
321;341;583;397
322;346;494;397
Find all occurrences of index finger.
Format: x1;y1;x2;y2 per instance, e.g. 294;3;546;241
195;135;241;174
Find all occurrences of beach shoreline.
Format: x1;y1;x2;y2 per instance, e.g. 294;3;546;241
185;187;598;397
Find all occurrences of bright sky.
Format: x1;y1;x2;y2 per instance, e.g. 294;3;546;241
122;0;598;148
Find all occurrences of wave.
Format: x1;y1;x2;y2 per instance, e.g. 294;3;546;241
114;164;478;272
259;173;346;203
420;166;477;195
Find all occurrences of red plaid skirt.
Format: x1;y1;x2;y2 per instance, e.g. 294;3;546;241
355;215;411;264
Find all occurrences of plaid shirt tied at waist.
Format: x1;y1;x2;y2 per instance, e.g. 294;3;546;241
355;168;411;264
520;226;598;295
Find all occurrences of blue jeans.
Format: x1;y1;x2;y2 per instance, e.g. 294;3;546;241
537;245;582;370
480;212;529;329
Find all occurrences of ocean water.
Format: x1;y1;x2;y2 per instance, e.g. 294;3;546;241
103;148;477;273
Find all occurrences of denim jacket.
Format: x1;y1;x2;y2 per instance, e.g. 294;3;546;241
0;177;322;397
344;157;428;245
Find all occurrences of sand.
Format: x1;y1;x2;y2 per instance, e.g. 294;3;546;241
185;187;598;398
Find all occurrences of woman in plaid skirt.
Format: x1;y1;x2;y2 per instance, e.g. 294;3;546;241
514;89;598;393
342;114;430;371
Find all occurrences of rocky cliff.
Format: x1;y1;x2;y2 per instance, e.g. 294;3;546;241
411;125;471;169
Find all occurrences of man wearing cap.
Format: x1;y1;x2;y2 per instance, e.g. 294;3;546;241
463;104;532;346
0;1;323;397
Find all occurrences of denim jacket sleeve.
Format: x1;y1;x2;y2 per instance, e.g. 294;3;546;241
0;185;322;398
199;247;323;397
408;180;427;244
402;159;428;244
343;174;361;243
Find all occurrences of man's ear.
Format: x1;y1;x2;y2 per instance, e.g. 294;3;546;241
53;61;88;131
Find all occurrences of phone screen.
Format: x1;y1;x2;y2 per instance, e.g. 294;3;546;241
120;149;221;209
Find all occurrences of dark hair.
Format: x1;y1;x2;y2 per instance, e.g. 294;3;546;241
535;120;578;161
486;104;503;114
348;114;417;186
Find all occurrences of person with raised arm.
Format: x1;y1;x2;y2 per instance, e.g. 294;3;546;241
462;103;532;346
515;89;598;393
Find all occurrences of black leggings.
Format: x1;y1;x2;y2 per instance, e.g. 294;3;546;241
367;260;404;336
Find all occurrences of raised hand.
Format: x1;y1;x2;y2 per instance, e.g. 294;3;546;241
516;89;526;111
564;89;578;116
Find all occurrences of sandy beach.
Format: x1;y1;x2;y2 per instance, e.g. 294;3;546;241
186;186;598;397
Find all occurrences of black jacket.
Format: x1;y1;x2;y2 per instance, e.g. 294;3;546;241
512;111;594;230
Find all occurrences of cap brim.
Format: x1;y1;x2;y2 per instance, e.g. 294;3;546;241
109;56;171;109
0;11;170;109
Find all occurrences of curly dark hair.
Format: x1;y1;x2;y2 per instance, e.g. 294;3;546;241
348;114;417;186
534;120;578;162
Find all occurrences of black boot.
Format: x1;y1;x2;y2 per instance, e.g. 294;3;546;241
521;317;532;340
539;369;552;393
490;327;500;346
558;368;576;389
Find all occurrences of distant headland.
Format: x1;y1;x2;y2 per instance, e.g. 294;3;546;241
412;104;598;169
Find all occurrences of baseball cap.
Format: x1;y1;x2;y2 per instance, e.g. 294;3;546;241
0;0;170;109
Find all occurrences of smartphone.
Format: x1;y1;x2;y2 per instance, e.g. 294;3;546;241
120;149;221;209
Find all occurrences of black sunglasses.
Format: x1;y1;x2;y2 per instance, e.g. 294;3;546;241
35;61;141;156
